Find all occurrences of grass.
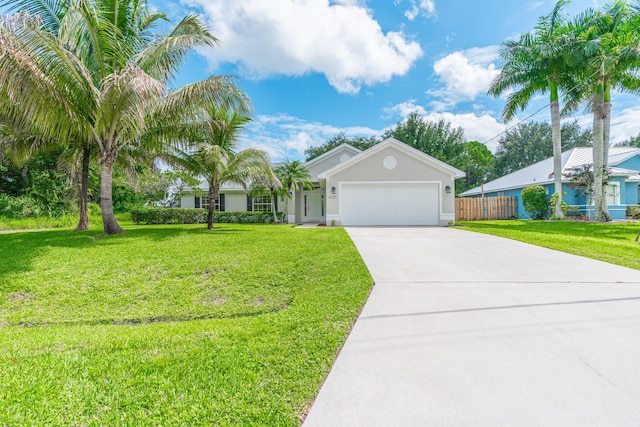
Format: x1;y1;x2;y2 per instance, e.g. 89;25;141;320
0;223;373;426
457;220;640;270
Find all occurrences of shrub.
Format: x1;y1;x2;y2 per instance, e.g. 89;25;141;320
522;185;550;220
627;205;640;219
130;208;282;225
549;191;568;218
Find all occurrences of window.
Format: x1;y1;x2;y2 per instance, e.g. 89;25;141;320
199;195;224;211
605;183;620;205
252;195;272;212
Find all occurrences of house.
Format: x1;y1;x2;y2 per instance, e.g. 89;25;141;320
181;137;465;226
459;147;640;219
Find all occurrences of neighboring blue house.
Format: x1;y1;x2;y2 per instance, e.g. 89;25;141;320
460;147;640;220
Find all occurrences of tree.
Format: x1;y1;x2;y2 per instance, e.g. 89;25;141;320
0;2;248;234
493;121;592;178
522;185;550;219
273;160;313;222
565;1;640;221
305;133;379;161
165;107;271;230
489;0;573;218
382;112;466;168
616;132;640;147
250;168;282;224
457;141;494;194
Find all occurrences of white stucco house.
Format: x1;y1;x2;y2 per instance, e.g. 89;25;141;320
180;137;465;226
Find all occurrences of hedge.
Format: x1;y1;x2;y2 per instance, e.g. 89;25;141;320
131;208;283;225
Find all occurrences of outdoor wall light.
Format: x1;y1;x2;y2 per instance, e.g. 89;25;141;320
331;186;336;195
445;185;452;193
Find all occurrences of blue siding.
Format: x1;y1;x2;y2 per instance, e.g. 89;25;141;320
618;157;640;172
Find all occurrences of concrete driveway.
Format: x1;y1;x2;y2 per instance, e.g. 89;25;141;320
303;227;640;427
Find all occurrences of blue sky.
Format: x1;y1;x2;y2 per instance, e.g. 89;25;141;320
6;0;640;160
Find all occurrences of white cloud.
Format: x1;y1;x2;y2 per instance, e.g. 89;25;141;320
183;0;423;94
398;0;436;20
240;114;382;160
431;46;500;103
385;100;508;152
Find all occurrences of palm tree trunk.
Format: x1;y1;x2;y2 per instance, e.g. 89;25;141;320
100;152;124;234
75;145;91;231
550;94;564;219
207;184;218;230
270;189;278;223
592;85;609;222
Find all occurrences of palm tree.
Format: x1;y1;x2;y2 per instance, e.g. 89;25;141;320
166;107;271;230
488;0;572;219
0;2;248;234
250;168;282;224
274;160;313;223
564;1;640;221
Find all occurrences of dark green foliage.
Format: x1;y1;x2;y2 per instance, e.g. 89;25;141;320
131;208;283;225
457;141;495;194
0;151;75;218
522;185;550;219
493;121;592;178
617;132;640;147
304;132;380;161
131;208;205;224
383;112;466;168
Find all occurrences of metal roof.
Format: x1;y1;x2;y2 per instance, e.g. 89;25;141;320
460;147;640;196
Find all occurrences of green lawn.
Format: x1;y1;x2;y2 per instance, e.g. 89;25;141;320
457;220;640;270
0;223;373;426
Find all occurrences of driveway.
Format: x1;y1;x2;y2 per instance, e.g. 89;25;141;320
303;227;640;426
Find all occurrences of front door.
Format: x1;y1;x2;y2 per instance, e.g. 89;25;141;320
302;191;325;223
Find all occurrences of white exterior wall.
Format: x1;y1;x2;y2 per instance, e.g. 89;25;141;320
181;195;196;208
225;192;247;211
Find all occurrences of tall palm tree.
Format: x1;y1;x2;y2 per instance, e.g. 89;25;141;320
564;1;640;221
274;160;313;223
165;107;271;230
0;2;248;234
489;0;572;219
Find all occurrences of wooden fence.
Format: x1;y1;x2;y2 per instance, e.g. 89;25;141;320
455;196;517;221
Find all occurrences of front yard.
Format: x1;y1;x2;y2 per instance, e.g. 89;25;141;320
457;220;640;270
0;224;372;426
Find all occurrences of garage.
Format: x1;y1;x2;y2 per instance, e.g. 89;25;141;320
339;182;439;226
319;138;465;226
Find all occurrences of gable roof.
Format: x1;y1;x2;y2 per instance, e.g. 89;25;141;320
460;147;640;196
304;143;362;169
318;137;466;180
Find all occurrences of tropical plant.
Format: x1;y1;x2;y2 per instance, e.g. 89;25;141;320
250;167;282;224
489;0;572;219
165;107;270;230
0;1;248;234
563;1;640;222
273;160;313;222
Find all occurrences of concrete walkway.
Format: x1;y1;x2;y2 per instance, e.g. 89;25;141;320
303;227;640;427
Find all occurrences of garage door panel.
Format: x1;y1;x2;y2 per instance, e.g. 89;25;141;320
340;183;439;226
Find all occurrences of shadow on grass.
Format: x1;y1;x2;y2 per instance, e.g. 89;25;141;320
0;224;255;285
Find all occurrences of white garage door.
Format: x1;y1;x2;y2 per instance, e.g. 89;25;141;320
340;182;439;226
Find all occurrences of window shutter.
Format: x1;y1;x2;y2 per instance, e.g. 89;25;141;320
220;194;225;212
195;196;201;208
274;196;278;212
247;195;253;212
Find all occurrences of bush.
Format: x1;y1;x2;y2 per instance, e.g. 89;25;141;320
549;191;568;218
627;205;640;219
522;185;550;220
130;208;282;225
